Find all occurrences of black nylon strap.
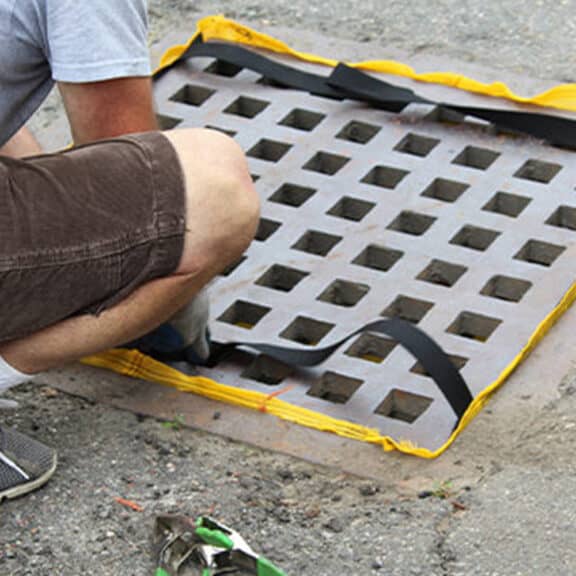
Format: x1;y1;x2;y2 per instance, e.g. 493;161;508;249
202;317;473;421
159;38;406;111
328;62;430;107
162;38;576;148
159;38;345;101
328;64;576;149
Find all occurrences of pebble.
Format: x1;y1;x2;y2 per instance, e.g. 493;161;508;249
323;517;345;533
359;484;380;497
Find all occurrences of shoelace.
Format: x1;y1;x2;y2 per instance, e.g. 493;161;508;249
0;427;30;480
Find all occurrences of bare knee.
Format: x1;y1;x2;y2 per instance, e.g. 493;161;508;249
164;128;260;276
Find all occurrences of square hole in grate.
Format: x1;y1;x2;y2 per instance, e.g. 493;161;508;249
279;108;325;131
450;225;501;251
381;295;434;324
156;114;182;129
303;151;350;175
514;159;562;184
218;300;271;330
205;125;237;138
411;354;468;377
224;96;270;118
514;240;566;267
480;275;532;302
256;76;289;89
394;133;440;157
247;139;292;162
361;165;409;189
220;256;247;277
375;389;433;423
345;333;396;364
269;183;316;207
387;211;437;236
279;316;335;346
170;84;216;107
307;371;363;404
255;264;309;293
452;146;500;170
352;245;403;272
336;120;381;144
417;259;467;287
317;279;370;308
292;230;342;256
241;355;292;385
447;311;502;342
482;191;531;217
327;196;375;222
546;205;576;231
426;106;466;124
204;59;243;77
421;178;469;203
255;218;281;241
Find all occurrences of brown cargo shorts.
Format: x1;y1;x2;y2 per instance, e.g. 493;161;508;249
0;131;186;343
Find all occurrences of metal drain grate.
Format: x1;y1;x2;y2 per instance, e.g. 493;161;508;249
153;48;576;451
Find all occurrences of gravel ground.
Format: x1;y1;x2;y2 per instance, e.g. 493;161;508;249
4;1;576;575
2;383;455;575
3;370;576;575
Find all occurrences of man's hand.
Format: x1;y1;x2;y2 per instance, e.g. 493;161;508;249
59;76;158;145
0;127;42;158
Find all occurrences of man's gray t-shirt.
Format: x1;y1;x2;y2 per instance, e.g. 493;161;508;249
0;0;151;146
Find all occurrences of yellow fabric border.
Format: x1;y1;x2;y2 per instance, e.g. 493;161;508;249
82;17;576;458
83;280;576;459
156;15;576;112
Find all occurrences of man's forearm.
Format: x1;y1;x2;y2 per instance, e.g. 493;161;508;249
0;127;42;158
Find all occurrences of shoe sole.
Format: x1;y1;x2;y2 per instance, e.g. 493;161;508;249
0;452;58;502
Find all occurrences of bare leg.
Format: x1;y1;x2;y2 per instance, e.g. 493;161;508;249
0;129;259;374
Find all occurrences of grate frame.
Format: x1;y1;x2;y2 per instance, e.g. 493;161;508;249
153;37;576;451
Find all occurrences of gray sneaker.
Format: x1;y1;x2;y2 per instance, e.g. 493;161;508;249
0;427;57;502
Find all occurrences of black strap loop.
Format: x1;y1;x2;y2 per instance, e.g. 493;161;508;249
202;317;473;421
